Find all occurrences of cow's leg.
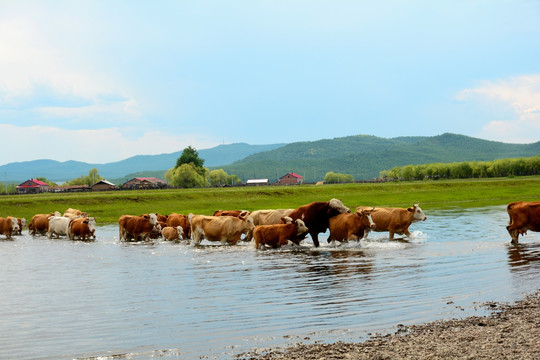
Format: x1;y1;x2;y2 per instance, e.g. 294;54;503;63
311;231;320;247
388;230;395;240
348;233;360;241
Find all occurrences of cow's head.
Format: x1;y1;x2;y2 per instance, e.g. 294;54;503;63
328;198;350;216
280;216;293;224
9;217;20;232
19;218;27;228
87;217;97;233
408;204;427;222
238;211;251;220
295;219;308;235
176;226;184;238
358;208;376;229
148;213;158;225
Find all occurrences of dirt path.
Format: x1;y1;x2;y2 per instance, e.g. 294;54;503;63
235;290;540;360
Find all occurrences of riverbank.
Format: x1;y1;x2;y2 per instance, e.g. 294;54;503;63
2;176;540;224
235;290;540;360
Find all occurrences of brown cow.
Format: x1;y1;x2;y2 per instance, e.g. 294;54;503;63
213;210;250;217
118;213;159;242
29;211;61;236
328;208;376;244
253;218;308;249
156;213;169;223
288;198;350;247
506;201;540;244
161;226;184;241
69;217;97;241
167;213;191;239
0;216;20;240
149;221;168;239
189;212;255;245
357;204;427;240
15;218;26;235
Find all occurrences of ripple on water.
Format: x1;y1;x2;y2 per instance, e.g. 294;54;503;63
0;207;539;360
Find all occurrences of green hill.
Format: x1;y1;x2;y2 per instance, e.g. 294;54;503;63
218;133;540;182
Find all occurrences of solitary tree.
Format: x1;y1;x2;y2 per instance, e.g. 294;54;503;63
167;146;208;188
176;146;204;170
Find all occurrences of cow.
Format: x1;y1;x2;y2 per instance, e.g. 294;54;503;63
161;226;184;241
189;212;255;246
250;209;295;226
0;217;20;240
167;213;191;239
69;217;97;241
149;221;168;239
213;210;250;217
253;218;308;249
287;198;350;247
118;213;159;242
29;211;61;236
15;217;26;235
63;208;88;218
356;204;427;240
247;209;295;241
156;213;169;223
506;201;540;244
48;216;73;239
328;208;376;244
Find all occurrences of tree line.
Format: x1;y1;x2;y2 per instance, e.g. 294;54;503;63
380;156;540;181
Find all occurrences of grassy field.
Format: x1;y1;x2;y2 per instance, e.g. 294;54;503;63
1;176;539;224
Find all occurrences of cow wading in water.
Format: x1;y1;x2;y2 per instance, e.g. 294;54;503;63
506;201;540;244
357;204;427;240
288;198;350;247
328;208;376;245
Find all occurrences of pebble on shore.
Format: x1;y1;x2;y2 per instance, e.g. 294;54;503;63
235;290;540;360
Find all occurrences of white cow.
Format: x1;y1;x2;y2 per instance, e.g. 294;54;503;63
48;216;73;239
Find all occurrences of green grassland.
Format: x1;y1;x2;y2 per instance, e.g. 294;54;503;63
1;176;539;224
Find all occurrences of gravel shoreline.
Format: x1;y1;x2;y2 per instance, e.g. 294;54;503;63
235;290;540;360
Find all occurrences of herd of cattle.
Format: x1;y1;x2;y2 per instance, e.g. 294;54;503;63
0;199;539;246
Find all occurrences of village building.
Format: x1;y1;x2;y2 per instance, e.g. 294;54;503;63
91;179;116;191
16;179;50;194
246;178;269;186
279;172;304;185
122;177;167;190
50;184;90;193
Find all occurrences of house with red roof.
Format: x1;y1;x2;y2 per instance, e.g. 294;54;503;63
16;178;50;194
279;172;304;185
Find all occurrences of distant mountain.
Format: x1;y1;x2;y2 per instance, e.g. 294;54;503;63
0;143;285;182
2;133;539;184
219;133;540;182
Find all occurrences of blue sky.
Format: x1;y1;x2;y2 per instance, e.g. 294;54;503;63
1;1;539;166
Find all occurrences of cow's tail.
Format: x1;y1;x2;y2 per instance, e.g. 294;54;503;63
188;213;194;225
67;219;74;240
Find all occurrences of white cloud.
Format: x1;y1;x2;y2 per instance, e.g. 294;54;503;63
0;124;219;165
0;14;138;119
457;75;540;143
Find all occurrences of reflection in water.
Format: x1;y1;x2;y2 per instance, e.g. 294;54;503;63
507;242;540;270
0;206;539;360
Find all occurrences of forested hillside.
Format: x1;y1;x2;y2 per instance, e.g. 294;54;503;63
218;133;540;182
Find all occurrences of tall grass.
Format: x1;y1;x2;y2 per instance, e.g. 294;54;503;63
1;176;539;224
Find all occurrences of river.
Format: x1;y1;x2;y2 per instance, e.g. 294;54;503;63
0;205;539;359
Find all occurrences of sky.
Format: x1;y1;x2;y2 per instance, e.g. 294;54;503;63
1;1;540;166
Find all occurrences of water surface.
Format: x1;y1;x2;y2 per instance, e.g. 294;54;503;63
0;205;539;359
